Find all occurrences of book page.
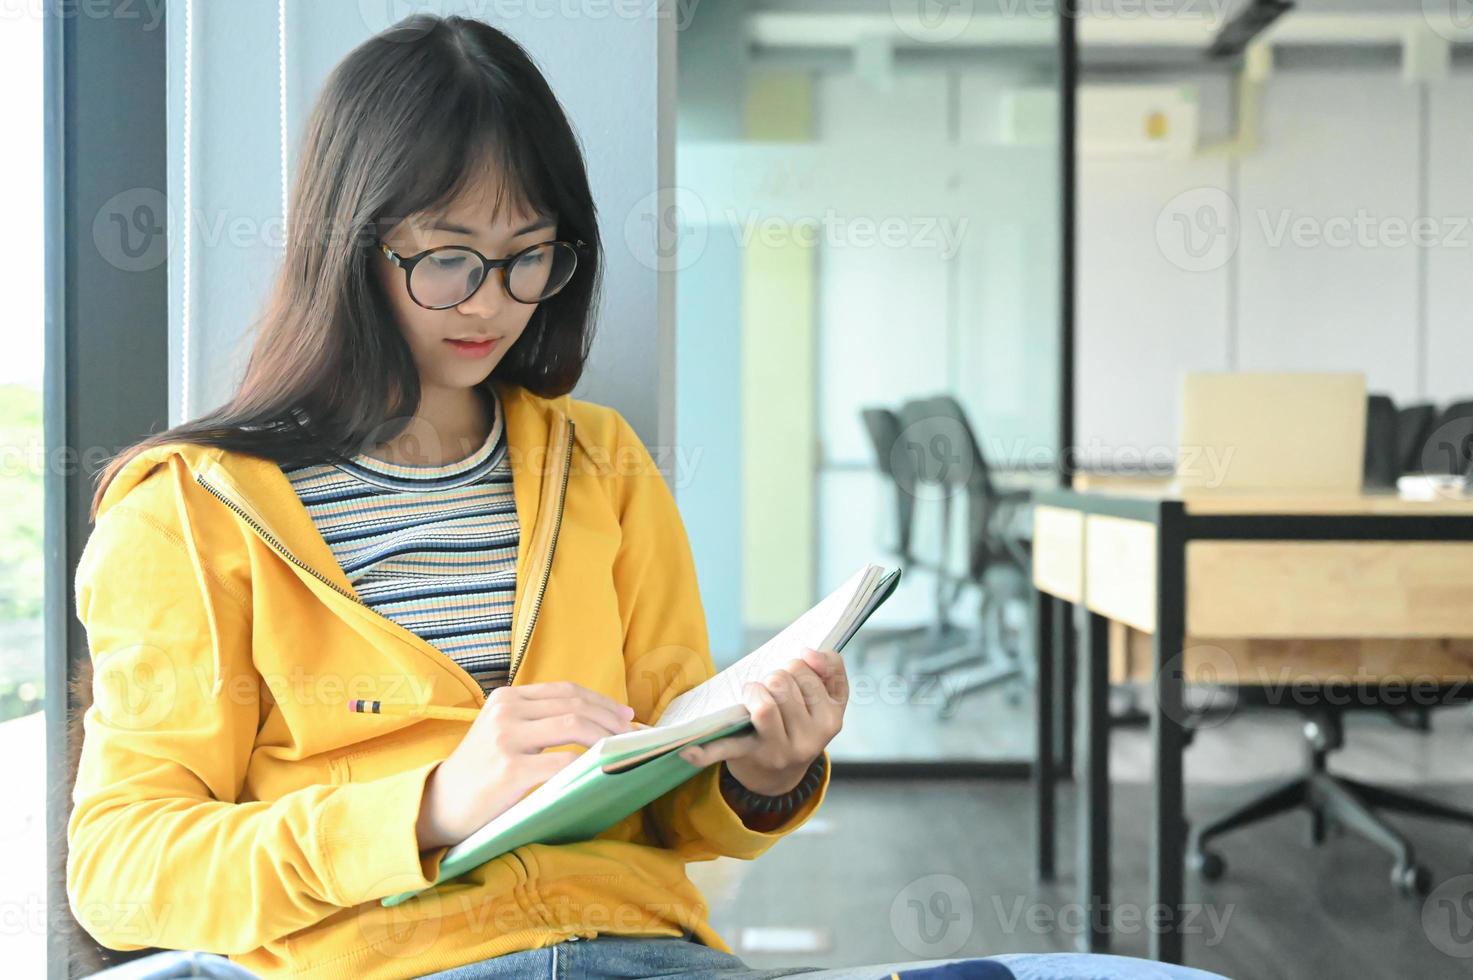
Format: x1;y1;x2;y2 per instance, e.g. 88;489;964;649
656;565;875;729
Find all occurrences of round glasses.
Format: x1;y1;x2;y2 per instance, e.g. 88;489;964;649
376;237;587;310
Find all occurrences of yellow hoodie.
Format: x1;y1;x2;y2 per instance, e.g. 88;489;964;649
66;378;830;979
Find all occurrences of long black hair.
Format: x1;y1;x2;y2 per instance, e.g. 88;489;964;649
91;13;603;521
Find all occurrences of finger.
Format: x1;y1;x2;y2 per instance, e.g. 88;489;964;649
739;680;788;747
829;654;850;706
679;733;759;768
512;713;625;753
789;654;848;722
785;659;834;714
801;648;848;701
509;696;634;736
511;680;636;721
799;647;841;681
765;667;815;738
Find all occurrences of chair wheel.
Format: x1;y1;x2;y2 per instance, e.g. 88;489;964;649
1309;811;1340;845
1189;850;1225;881
1392;862;1430;897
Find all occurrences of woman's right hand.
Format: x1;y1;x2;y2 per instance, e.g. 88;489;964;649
415;680;637;851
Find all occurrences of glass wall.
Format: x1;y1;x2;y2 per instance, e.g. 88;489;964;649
675;1;1062;765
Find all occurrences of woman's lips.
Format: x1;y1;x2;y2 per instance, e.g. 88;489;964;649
445;338;499;358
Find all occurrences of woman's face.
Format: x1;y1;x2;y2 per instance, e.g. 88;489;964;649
374;171;557;392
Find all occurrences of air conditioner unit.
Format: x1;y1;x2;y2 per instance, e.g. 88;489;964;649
1001;84;1200;159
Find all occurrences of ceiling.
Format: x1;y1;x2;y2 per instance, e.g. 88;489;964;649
742;0;1473;62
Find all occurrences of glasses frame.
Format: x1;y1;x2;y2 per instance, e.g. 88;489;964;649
376;237;589;310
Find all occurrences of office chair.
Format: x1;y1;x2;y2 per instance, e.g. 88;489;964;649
1420;400;1473;477
1395;403;1436;475
861;408;914;567
1362;393;1399;490
1371;396;1440;733
895;395;1031;718
1189;685;1473;896
854;406;971;667
884;395;988;682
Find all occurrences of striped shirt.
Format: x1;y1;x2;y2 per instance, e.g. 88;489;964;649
280;386;519;695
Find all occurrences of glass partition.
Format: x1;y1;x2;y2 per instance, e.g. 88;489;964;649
675;1;1064;766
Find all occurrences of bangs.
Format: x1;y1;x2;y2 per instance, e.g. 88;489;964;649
376;96;555;232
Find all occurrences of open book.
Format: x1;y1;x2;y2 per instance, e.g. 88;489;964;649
381;562;902;907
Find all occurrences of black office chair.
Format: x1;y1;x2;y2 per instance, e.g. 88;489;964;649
861;408;914;568
1369;396;1442;730
1363;393;1399;490
895;395;1030;718
887;396;983;679
1419;400;1473;477
855;406;968;667
1395;403;1436;475
1189;685;1473;896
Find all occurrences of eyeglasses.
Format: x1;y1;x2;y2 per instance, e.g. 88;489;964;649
376;237;587;310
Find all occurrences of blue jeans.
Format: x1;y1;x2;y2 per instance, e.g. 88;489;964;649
415;933;1231;980
90;937;1232;980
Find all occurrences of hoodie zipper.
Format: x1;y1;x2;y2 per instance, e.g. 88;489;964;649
195;475;360;605
506;417;574;685
190;472;493;703
191;414;575;701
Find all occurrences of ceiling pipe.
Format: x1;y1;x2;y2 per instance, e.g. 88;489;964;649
1208;0;1294;60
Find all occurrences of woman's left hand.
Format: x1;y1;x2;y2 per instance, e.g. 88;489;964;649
677;646;848;795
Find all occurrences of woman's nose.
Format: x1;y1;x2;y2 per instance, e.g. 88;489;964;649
455;268;512;316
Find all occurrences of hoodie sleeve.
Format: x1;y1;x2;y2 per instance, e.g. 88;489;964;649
66;472;450;955
607;412;831;862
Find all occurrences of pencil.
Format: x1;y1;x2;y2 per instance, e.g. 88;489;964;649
346;698;654;729
347;699;480;722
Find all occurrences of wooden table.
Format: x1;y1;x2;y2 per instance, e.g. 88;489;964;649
1030;486;1473;965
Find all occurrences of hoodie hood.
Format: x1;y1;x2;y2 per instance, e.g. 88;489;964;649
90;378;599;702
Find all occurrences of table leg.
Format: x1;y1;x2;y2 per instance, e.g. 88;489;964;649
1079;609;1111;952
1034;587;1056;881
1054;600;1076;777
1150;521;1187;964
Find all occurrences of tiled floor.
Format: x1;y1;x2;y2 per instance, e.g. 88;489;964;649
693;703;1473;980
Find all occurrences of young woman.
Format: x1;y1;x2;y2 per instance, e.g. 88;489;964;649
66;14;1227;980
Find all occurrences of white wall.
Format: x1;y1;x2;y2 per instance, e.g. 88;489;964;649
167;0;675;445
1425;78;1473;403
1235;74;1421;390
1077;69;1473;462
